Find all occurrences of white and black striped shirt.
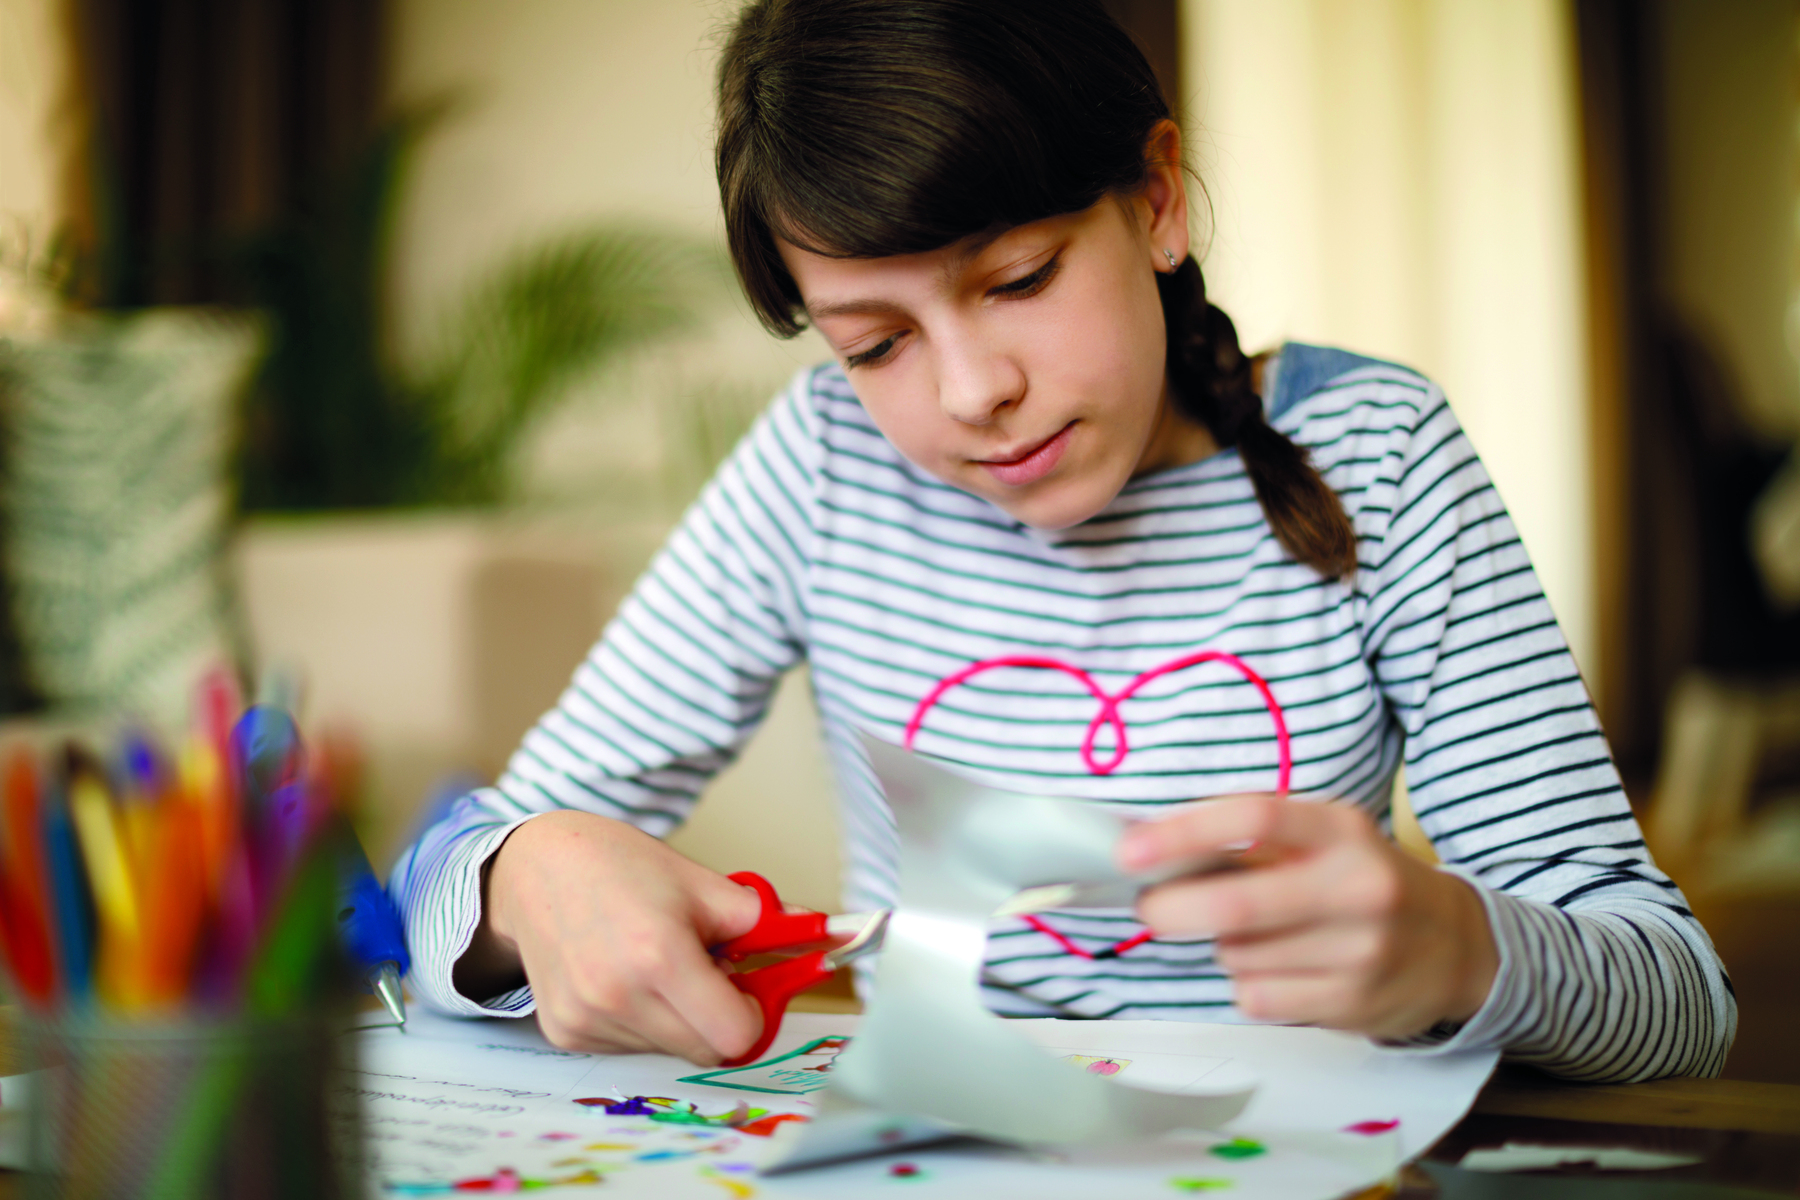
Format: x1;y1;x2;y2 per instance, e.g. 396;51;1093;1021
390;343;1735;1082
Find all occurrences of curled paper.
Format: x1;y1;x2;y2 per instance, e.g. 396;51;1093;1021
763;734;1254;1171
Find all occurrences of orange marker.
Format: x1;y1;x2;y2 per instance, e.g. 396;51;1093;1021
138;800;207;1007
180;737;236;910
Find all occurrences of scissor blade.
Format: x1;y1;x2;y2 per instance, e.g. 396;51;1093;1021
822;909;891;968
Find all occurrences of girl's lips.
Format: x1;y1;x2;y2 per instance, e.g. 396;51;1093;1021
979;423;1075;486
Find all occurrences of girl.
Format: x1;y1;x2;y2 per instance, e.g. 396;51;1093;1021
391;0;1734;1082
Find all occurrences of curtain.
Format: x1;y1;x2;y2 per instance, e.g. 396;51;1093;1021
63;0;384;307
1181;0;1594;699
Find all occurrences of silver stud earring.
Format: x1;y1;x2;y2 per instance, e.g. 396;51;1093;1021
1163;248;1179;271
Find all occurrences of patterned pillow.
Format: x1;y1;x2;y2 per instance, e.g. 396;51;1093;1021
0;309;258;727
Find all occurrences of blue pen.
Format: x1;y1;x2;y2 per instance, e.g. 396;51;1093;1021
42;765;94;1005
337;830;410;1027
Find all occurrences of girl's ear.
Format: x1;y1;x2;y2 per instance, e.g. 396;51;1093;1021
1139;119;1191;272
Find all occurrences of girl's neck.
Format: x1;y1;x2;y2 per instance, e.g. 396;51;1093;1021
1134;380;1220;478
1131;353;1271;479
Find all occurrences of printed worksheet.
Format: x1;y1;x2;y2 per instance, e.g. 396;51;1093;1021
342;1009;1496;1198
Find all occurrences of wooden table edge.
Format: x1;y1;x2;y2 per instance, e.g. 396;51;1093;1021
1473;1065;1800;1134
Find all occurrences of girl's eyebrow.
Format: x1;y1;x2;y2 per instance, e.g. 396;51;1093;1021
935;228;1010;288
806;296;906;321
803;229;1021;322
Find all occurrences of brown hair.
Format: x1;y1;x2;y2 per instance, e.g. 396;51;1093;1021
716;0;1356;578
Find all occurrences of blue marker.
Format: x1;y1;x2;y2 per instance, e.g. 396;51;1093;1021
42;766;93;1005
235;703;410;1025
338;831;410;1027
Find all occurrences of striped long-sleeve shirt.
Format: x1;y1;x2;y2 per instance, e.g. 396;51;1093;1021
390;342;1736;1082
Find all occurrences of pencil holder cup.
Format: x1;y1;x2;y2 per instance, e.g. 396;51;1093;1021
21;1014;361;1200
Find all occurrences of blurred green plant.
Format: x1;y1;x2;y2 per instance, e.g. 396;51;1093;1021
235;109;717;510
657;378;769;508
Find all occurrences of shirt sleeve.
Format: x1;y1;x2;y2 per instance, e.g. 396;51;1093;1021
1354;384;1736;1081
387;370;824;1018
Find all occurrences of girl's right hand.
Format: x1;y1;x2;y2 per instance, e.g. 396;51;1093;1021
453;810;765;1065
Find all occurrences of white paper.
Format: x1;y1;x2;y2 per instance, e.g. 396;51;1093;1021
1458;1143;1704;1172
345;1008;1496;1198
791;735;1253;1168
0;1070;31;1169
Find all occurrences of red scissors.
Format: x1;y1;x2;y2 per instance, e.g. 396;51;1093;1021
712;871;889;1067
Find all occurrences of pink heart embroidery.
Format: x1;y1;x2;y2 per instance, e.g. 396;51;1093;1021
901;649;1291;962
903;649;1291;790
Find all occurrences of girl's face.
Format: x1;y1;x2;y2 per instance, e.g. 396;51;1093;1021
779;124;1214;530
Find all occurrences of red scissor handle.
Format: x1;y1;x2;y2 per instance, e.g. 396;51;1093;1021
721;949;834;1067
715;871;830;961
713;871;837;1067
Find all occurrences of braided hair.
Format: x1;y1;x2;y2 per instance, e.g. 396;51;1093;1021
716;0;1356;578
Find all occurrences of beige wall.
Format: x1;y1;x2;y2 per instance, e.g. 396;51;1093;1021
1185;0;1596;680
0;0;63;264
387;0;844;910
388;0;721;353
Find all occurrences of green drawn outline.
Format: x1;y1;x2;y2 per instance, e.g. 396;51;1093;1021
676;1035;851;1095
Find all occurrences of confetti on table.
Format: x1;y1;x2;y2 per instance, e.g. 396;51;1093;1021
1169;1178;1233;1193
1344;1119;1400;1136
737;1113;809;1137
1208;1138;1266;1160
700;1166;759;1198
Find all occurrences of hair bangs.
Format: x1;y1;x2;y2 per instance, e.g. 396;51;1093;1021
718;0;1165;336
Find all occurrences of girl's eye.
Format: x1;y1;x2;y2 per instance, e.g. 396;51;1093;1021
990;253;1061;299
845;334;903;369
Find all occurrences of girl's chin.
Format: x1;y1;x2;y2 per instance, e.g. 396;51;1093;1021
982;475;1119;531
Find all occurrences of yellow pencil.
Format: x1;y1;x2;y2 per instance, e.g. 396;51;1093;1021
68;766;143;1008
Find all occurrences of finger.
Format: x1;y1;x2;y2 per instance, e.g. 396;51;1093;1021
1232;971;1427;1037
582;976;736;1065
1137;855;1345;938
541;928;751;1064
652;935;766;1062
689;868;767;945
1118;794;1354;872
1213;921;1382;976
1231;970;1350;1026
536;1007;655;1056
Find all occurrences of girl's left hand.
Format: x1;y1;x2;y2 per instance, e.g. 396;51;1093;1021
1116;795;1499;1040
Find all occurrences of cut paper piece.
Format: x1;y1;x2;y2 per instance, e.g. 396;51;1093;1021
1208;1138;1266;1160
1458;1143;1706;1172
581;1095;764;1129
387;1165;610;1193
763;736;1255;1172
1169;1178;1233;1192
738;1113;809;1138
699;1166;757;1198
1062;1054;1132;1077
1344;1119;1400;1136
680;1036;851;1095
587;1096;681;1116
651;1105;760;1128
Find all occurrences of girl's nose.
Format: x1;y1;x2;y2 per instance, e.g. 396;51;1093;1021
936;334;1025;426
